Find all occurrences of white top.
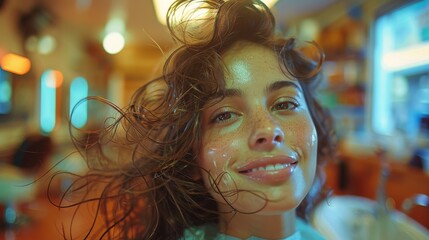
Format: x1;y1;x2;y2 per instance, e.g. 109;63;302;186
181;218;326;240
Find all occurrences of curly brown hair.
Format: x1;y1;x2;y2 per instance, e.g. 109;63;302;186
51;0;336;239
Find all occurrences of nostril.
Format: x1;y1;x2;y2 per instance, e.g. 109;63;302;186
255;135;283;145
250;126;284;149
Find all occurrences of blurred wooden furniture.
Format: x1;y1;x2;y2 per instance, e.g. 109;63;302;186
0;196;63;240
0;194;105;240
325;151;429;229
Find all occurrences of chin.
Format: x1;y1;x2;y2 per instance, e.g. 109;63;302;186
261;198;305;215
217;189;308;215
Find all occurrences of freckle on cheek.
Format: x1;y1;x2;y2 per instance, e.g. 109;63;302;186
286;120;315;158
288;123;309;144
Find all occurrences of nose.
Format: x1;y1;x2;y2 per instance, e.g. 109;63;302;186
248;115;285;151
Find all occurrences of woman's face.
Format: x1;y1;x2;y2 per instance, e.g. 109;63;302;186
197;42;318;215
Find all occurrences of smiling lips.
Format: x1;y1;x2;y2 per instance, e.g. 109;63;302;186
237;156;299;184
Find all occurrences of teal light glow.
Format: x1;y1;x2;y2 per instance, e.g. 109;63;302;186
70;77;88;128
40;70;56;133
372;11;393;135
372;0;429;136
0;68;12;114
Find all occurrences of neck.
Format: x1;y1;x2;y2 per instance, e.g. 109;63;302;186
219;210;297;239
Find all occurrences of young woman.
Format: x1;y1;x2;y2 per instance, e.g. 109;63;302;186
55;0;336;239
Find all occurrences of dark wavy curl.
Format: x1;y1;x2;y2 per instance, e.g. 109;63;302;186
50;0;336;239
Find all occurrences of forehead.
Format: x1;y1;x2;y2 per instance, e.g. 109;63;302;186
221;41;292;87
222;41;278;66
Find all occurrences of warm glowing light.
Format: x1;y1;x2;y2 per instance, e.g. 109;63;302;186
0;53;31;75
45;70;63;88
382;43;429;71
261;0;278;8
153;0;174;25
153;0;278;25
103;32;125;54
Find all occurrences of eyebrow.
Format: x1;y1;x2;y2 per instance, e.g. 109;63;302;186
265;80;302;94
211;80;301;101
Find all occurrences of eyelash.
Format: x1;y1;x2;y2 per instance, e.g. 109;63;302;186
209;99;299;124
272;99;299;111
211;111;237;124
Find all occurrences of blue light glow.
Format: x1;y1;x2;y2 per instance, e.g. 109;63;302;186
372;16;393;135
70;77;88;128
372;0;429;136
5;206;17;224
0;68;12;114
40;70;56;133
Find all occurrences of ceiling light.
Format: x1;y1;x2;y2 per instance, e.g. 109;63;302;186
153;0;278;25
103;5;126;54
261;0;278;8
103;32;125;54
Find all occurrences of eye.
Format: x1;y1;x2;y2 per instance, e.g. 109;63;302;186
211;111;238;124
272;99;299;111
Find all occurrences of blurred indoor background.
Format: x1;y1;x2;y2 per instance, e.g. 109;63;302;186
1;0;429;239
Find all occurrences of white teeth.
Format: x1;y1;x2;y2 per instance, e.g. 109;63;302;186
249;163;291;172
274;163;284;170
265;165;275;171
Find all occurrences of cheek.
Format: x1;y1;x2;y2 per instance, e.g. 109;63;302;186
198;145;232;172
197;131;235;183
197;143;237;200
284;114;318;159
197;131;245;196
197;127;244;172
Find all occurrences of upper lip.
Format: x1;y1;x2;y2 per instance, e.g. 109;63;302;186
236;155;299;173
